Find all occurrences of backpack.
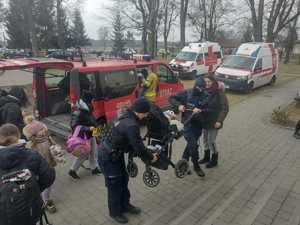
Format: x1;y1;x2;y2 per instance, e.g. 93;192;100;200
0;168;43;225
66;126;91;157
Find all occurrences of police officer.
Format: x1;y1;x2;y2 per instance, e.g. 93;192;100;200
98;98;158;224
169;78;206;177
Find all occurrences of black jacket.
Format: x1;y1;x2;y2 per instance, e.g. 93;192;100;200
169;89;205;130
0;95;23;127
0;145;55;191
106;109;153;163
70;108;98;139
201;91;222;129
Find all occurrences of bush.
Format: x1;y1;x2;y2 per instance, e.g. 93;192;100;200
271;107;293;126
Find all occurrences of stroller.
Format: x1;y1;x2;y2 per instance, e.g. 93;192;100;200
127;104;190;188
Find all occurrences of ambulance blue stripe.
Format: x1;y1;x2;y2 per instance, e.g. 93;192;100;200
251;47;261;57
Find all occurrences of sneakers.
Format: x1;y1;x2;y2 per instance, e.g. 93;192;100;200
45;200;57;214
91;167;102;175
111;214;128;224
193;163;205;177
123;204;141;215
68;170;80;179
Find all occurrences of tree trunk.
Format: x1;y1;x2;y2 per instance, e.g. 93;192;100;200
180;0;188;48
27;0;39;56
142;28;148;54
57;0;64;49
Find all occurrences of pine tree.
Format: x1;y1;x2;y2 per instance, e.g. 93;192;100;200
35;0;57;49
6;0;31;48
111;12;126;57
69;8;90;47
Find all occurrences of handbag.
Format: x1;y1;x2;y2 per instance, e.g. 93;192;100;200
66;126;91;157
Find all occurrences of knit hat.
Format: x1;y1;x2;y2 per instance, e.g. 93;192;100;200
131;98;151;113
194;77;205;89
23;120;46;139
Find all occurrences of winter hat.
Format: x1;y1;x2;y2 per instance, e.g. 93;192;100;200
194;77;205;89
131;98;151;113
23;120;46;139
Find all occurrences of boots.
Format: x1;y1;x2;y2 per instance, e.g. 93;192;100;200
193;162;205;177
206;153;218;168
199;150;210;164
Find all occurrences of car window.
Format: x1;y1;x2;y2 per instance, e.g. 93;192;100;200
102;70;137;99
157;64;175;83
45;69;65;88
214;51;222;59
196;54;203;61
255;58;262;71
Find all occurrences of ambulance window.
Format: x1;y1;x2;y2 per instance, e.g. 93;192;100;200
196;54;203;61
214;52;222;59
157;64;175;83
102;70;136;99
255;59;262;71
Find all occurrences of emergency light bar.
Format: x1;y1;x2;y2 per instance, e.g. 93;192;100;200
132;54;152;62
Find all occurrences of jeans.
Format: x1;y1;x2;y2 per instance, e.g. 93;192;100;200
70;137;99;171
182;128;202;164
41;186;52;203
203;128;218;154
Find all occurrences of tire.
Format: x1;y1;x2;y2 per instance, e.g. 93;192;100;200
143;168;160;188
245;82;254;93
269;76;276;86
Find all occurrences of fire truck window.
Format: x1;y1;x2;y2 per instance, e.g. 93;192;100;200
45;69;65;88
79;73;99;99
157;65;174;83
102;70;136;99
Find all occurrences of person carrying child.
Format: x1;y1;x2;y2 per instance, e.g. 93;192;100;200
23;116;65;213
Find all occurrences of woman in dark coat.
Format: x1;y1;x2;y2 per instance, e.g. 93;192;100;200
199;76;229;168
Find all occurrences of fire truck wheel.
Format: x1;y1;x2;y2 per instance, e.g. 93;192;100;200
143;168;160;188
127;161;138;178
175;159;189;178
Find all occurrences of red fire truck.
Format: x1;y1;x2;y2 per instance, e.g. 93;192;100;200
0;58;184;137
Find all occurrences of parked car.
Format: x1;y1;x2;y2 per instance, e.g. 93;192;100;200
215;42;278;92
46;50;74;60
169;42;223;79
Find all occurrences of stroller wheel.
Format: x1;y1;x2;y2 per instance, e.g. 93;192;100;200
175;159;189;178
127;161;138;178
143;168;160;188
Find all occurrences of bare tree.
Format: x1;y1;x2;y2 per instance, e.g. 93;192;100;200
189;0;232;41
244;0;264;41
283;0;300;63
161;0;178;57
266;0;300;42
180;0;189;47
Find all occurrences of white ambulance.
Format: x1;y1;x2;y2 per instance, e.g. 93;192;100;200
215;42;278;92
169;42;223;79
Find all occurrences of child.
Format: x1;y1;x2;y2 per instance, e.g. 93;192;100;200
23;116;65;213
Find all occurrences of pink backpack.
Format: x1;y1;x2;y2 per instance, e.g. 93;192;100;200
66;126;91;157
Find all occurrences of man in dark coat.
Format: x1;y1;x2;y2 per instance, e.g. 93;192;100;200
98;98;158;224
169;78;206;177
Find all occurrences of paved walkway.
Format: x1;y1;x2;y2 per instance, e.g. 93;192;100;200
49;79;300;225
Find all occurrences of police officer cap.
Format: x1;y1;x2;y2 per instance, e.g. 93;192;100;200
132;98;151;113
194;77;205;88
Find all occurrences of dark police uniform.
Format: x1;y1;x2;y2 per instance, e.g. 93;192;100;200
169;78;206;176
98;108;154;219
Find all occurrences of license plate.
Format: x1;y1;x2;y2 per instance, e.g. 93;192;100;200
225;85;230;89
